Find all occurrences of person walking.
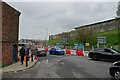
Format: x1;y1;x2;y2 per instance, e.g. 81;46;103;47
19;46;25;65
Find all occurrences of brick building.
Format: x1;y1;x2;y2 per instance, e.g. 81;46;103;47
0;2;21;65
0;1;2;65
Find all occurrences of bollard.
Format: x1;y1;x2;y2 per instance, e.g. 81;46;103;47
26;56;28;67
31;54;33;62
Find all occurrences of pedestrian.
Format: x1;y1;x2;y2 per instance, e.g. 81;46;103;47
19;46;25;65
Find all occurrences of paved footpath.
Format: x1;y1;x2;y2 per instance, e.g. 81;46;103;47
0;57;38;74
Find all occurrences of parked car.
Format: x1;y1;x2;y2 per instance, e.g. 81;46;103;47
88;48;120;61
35;48;47;57
109;61;120;80
49;48;65;55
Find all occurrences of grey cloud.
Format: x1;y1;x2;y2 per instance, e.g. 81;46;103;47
8;2;118;39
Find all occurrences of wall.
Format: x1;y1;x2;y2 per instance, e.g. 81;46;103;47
76;18;119;33
49;18;120;44
0;2;20;65
0;1;2;65
2;2;20;42
2;43;12;65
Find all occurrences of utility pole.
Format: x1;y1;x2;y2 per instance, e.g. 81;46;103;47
45;27;48;47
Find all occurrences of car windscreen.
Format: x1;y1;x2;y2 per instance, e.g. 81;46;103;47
111;49;120;54
51;48;56;50
37;48;45;51
93;48;104;52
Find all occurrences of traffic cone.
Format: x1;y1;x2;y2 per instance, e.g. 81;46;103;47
24;56;26;62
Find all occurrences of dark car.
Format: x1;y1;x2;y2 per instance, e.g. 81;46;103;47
35;48;47;57
88;48;120;61
109;61;120;80
49;48;65;55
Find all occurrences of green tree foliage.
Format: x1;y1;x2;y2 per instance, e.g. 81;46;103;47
75;27;94;45
116;1;120;51
67;33;78;46
117;1;120;17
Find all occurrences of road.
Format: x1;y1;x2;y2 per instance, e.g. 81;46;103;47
2;53;114;79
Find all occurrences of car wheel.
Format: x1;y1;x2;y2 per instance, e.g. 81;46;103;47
50;52;54;55
52;52;55;55
37;55;39;57
113;70;120;80
50;52;52;55
44;54;47;56
92;55;98;60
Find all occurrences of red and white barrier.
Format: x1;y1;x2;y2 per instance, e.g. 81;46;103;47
71;50;76;55
83;51;89;56
76;50;84;56
65;49;71;54
65;49;89;57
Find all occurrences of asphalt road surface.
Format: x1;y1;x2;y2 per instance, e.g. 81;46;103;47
2;53;114;79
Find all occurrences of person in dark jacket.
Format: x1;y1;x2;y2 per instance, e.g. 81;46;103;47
25;48;30;67
19;46;25;65
26;48;30;61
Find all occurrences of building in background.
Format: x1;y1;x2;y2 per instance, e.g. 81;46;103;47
49;18;120;42
75;18;120;33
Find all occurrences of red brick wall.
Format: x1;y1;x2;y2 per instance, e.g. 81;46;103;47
2;2;20;42
0;42;2;64
0;2;2;40
0;2;20;65
2;43;12;65
0;2;2;65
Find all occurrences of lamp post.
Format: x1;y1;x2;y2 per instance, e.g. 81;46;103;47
45;27;48;47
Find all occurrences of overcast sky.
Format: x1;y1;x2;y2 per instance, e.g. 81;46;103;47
4;0;119;40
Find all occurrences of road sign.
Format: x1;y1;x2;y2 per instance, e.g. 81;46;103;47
73;44;83;50
85;43;90;46
97;36;106;44
62;37;67;44
56;43;61;48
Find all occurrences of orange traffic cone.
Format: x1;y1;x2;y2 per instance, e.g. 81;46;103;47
24;56;26;62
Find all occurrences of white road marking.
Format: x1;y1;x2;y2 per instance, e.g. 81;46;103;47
46;59;48;64
61;62;64;65
14;71;17;73
57;60;61;62
72;71;83;78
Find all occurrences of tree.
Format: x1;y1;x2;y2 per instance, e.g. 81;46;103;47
116;1;120;51
116;1;120;17
75;27;94;45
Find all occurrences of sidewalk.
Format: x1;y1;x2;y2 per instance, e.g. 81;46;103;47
1;57;38;73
